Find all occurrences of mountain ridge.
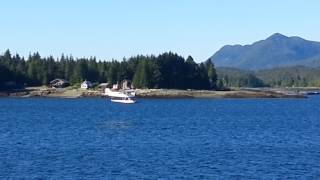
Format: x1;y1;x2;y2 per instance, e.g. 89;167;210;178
210;33;320;70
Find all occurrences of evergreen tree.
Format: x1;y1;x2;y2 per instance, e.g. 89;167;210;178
207;63;217;89
133;60;149;88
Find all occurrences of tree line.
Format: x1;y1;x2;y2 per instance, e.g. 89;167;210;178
216;66;320;88
216;67;265;88
0;50;217;90
256;66;320;87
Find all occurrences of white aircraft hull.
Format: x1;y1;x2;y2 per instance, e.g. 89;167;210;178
111;99;136;104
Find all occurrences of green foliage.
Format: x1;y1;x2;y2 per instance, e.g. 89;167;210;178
133;60;150;88
206;61;218;89
132;57;161;88
216;67;265;88
217;66;320;88
256;66;320;87
0;50;218;90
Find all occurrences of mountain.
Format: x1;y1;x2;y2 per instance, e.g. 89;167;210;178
210;33;320;70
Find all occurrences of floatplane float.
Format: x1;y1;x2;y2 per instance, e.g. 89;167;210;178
103;88;136;104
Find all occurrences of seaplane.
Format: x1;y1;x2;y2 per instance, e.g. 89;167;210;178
104;88;136;104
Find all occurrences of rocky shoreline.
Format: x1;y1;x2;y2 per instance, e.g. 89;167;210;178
135;89;306;98
0;87;307;99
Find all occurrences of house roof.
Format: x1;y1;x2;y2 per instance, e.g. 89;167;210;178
50;79;69;84
98;83;109;87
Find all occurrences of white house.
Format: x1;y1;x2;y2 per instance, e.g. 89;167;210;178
81;80;93;89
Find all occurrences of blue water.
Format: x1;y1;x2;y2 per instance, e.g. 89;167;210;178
0;97;320;179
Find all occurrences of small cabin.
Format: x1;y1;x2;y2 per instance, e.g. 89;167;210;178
81;80;93;89
50;79;70;88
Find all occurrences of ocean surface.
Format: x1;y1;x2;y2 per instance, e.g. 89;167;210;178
0;97;320;179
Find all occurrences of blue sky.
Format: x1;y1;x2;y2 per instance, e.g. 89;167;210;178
1;0;319;62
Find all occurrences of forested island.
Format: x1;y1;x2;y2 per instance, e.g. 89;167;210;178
0;50;217;90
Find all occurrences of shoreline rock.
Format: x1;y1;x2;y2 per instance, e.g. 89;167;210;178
0;87;307;99
135;89;306;98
